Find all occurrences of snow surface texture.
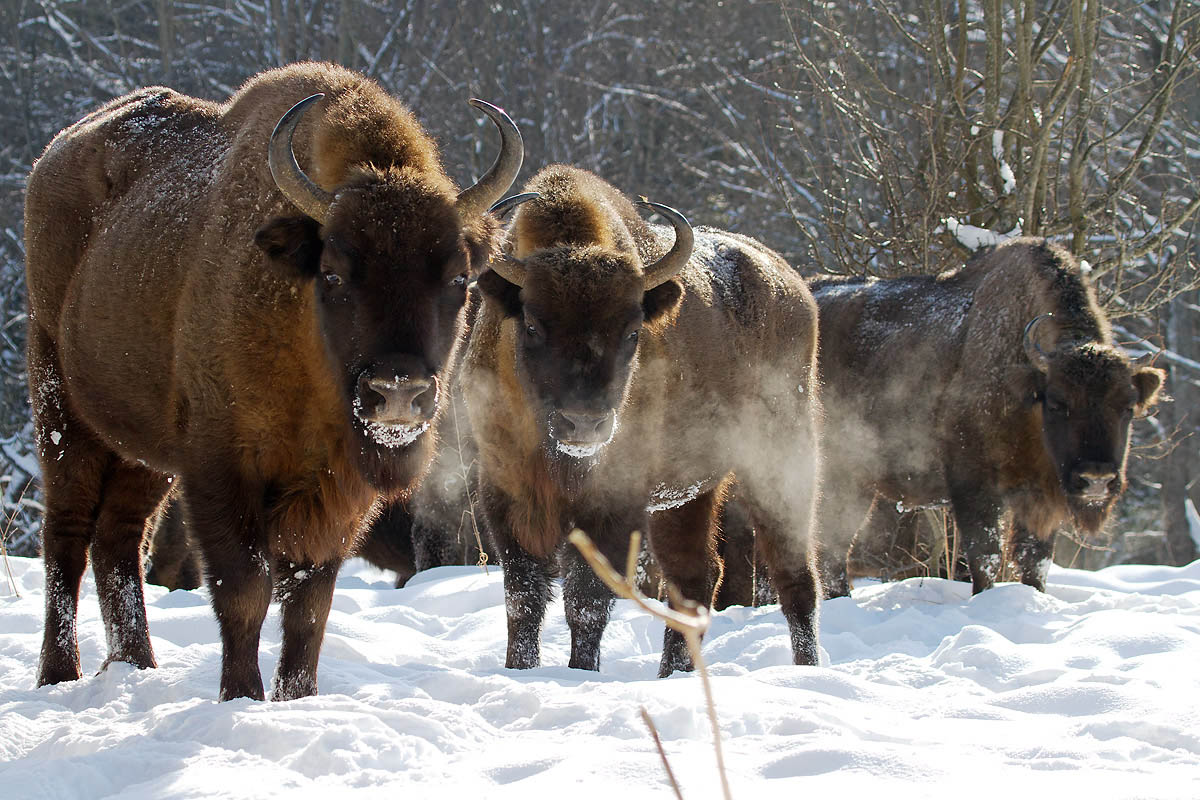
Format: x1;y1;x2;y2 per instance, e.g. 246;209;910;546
1;558;1199;798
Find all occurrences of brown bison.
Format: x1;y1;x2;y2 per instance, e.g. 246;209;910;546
25;62;522;700
813;238;1164;597
463;165;823;676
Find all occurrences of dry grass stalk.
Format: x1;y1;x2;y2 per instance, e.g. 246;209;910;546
567;528;732;800
0;479;29;598
639;707;685;800
449;395;488;573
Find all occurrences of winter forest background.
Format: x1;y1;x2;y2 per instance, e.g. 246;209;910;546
0;0;1196;571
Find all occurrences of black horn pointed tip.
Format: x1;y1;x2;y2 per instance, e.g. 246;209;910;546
635;199;691;227
488;192;540;219
468;99;521;136
273;93;326;135
468;97;499;113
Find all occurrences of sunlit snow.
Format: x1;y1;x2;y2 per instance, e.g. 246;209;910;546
1;557;1198;797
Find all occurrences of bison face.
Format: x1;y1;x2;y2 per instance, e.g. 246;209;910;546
255;172;494;490
478;245;682;462
1032;342;1164;532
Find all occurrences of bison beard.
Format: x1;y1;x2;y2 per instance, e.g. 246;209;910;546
25;62;522;700
465;165;824;677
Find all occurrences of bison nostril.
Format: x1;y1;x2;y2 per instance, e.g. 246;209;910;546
1076;470;1117;497
558;410;613;443
359;375;436;424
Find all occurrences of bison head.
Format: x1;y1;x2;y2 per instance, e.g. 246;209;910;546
253;94;521;491
1024;314;1164;532
476;197;691;465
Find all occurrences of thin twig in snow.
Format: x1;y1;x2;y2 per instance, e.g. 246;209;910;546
568;529;731;800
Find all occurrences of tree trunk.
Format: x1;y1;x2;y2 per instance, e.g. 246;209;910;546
1161;287;1200;565
155;0;173;81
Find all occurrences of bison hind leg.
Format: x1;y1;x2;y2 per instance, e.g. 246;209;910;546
30;329;115;685
91;463;174;673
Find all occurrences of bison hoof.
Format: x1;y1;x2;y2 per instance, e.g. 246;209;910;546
270;675;318;702
100;650;157;673
219;677;266;702
970;574;996;594
567;653;601;671
657;649;695;678
36;658;82;688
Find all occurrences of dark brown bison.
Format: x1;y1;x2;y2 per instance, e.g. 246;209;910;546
812;238;1164;597
463;165;823;676
25;62;522;700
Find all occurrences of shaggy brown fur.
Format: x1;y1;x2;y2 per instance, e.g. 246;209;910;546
465;165;823;676
809;238;1164;596
143;502;202;592
25;62;520;700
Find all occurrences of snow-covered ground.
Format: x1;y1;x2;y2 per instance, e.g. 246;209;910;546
1;555;1198;799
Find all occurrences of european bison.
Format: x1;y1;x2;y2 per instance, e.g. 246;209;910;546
813;238;1164;597
464;165;823;676
25;62;522;700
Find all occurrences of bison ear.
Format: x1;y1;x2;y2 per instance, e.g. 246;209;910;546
476;267;522;317
254;216;323;280
643;278;683;327
1132;366;1165;416
463;216;502;278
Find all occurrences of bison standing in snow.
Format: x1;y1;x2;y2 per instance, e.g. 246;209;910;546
812;238;1164;597
25;62;522;700
464;165;823;676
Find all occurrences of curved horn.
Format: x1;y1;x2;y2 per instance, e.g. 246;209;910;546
456;99;524;219
489;253;529;289
488;192;539;220
268;94;335;225
1023;314;1055;374
635;200;694;290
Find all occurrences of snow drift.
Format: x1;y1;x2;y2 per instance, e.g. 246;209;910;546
1;557;1198;798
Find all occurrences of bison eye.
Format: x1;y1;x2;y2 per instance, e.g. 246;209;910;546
627;329;640;343
322;271;343;288
451;274;467;288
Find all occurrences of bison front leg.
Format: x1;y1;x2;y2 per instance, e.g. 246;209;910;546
648;488;725;677
1010;521;1054;592
478;481;555;669
947;481;1005;594
182;478;273;701
563;507;646;671
272;559;340;700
